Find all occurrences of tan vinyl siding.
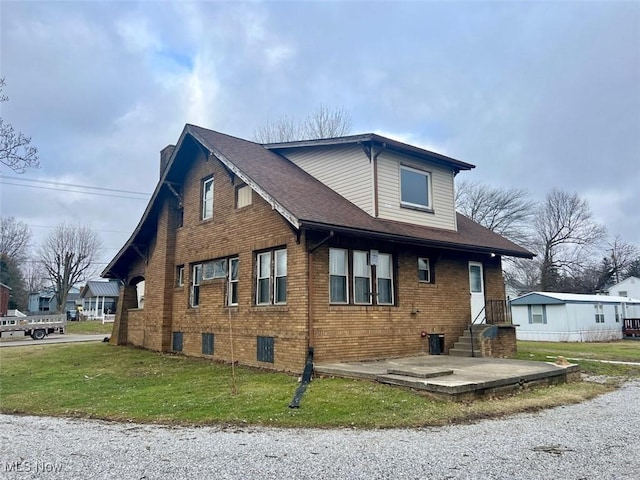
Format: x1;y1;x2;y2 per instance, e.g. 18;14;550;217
283;145;374;215
377;150;457;230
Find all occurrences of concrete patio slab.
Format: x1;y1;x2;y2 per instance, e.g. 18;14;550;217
314;355;580;400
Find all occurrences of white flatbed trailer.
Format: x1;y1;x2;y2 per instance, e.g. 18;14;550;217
0;314;66;340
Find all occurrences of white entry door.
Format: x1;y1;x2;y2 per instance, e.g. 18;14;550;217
469;261;485;323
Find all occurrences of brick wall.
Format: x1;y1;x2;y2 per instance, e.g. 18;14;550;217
309;242;505;363
116;147;510;371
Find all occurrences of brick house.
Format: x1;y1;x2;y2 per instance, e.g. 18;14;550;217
103;124;533;372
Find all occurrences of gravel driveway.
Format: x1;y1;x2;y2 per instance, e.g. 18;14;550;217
2;380;638;479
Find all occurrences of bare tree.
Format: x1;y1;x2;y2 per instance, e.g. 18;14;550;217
39;223;102;313
23;260;47;294
534;189;607;291
0;78;39;173
605;235;639;284
455;180;536;247
254;105;352;143
0;216;32;263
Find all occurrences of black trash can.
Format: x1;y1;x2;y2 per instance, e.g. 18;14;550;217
428;334;445;355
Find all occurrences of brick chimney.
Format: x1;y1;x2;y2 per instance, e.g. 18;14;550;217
160;145;175;178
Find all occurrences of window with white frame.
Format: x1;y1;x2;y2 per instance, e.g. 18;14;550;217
614;305;620;323
256;249;287;305
595;304;605;323
329;248;349;303
530;304;545;324
190;264;202;307
228;257;239;306
202;177;214;220
400;165;431;210
236;184;252;209
329;248;394;305
177;265;184;287
418;257;431;282
353;251;371;304
274;249;287;304
377;253;394;304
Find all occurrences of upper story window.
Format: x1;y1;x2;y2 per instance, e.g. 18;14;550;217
256;248;287;305
236;184;252;209
400;165;432;210
202;176;214;220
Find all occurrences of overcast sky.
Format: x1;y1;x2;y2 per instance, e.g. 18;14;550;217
1;0;639;276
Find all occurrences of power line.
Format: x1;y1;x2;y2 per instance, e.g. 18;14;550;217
0;182;151;200
26;225;134;234
0;175;152;196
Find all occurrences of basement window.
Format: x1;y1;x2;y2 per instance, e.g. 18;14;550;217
202;333;214;355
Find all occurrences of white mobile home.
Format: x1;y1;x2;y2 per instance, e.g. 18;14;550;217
511;292;640;342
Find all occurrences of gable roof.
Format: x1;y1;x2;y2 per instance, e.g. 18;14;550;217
510;291;640;305
103;125;533;278
263;133;476;173
81;280;121;299
607;276;640;291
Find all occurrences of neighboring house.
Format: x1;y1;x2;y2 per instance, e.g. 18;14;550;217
511;292;640;342
79;280;121;320
606;276;640;300
28;287;80;315
0;283;10;317
103;124;533;372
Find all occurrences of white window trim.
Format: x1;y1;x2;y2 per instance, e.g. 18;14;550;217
255;249;287;305
418;257;431;283
202;177;214;220
400;164;432;210
190;264;202;307
353;250;372;305
177;266;184;287
377;253;394;305
256;252;271;305
329;248;349;304
228;257;239;306
274;249;287;305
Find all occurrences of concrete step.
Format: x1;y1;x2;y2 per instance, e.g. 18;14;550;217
386;367;454;379
449;348;473;357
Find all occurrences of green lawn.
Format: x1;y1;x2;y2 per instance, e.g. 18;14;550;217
516;340;640;377
65;320;114;335
0;343;612;428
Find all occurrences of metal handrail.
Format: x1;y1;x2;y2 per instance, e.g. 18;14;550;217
469;306;486;358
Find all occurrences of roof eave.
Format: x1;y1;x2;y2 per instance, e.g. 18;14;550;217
300;220;534;259
264;133;475;172
102;125;302;279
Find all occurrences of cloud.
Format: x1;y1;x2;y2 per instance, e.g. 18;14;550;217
1;0;638;272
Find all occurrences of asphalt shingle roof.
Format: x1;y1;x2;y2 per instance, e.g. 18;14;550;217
103;125;533;278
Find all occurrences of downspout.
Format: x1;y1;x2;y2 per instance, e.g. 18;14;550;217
371;142;386;218
307;231;334;350
290;230;333;409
